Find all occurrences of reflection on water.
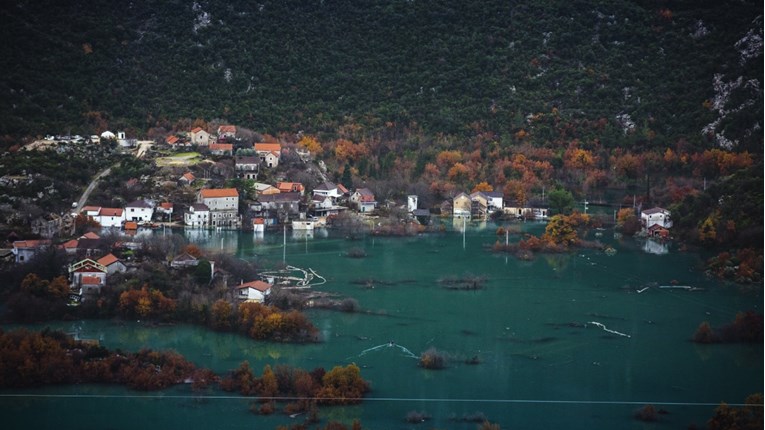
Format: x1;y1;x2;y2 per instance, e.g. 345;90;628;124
2;224;761;429
641;238;670;255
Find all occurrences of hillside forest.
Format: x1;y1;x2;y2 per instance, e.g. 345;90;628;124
0;0;761;264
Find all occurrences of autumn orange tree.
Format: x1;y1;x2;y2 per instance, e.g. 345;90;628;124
616;208;640;235
237;302;319;342
118;284;176;320
210;299;233;330
298;134;323;156
334;139;369;165
316;364;370;405
542;212;591;247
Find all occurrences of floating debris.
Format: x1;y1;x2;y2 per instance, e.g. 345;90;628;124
587;321;631;338
659;285;704;291
260;265;326;289
348;342;419;360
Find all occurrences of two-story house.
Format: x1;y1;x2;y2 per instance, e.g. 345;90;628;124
254;143;282;168
94;208;125;228
69;258;108;302
184;203;210;227
258;192;302;218
235;156;260;180
452;193;472;218
190;127;210;146
350;188;377;213
641;207;672;238
12;239;51;263
125;200;154;223
313;182;341;199
199;188;240;228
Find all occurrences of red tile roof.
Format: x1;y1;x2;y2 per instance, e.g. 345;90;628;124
181;172;195;182
124;221;138;230
82;206;101;213
237;280;271;292
218;125;236;134
209;143;233;151
355;188;376;202
276;182;304;193
62;239;79;249
253;218;265;225
13;239;51;249
166;135;179;145
98;208;123;217
81;232;100;239
81;276;103;285
160;202;173;209
254;143;282;153
191;127;204;133
200;188;239;198
97;253;119;266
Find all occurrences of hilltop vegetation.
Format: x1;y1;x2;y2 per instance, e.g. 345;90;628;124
0;0;761;152
0;0;760;261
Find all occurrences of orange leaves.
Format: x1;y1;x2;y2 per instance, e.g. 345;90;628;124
447;162;470;182
183;244;204;258
118;285;176;320
542;212;591;247
503;180;527;206
471;181;494;193
564;147;595;171
436;150;463;169
334;139;369;164
298;135;323;156
210;299;233;330
237;302;318;342
316;364;370;405
613;153;643;179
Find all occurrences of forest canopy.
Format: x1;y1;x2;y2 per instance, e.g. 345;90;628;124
0;0;761;154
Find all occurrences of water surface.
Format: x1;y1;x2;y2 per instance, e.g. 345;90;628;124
2;222;761;429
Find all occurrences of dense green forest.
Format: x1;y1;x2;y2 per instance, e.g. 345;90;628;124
0;0;761;152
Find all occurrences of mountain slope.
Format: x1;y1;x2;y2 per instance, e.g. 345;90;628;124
0;0;761;151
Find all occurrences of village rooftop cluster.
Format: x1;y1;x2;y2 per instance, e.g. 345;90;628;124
7;124;673;304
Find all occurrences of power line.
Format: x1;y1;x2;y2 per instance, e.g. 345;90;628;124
0;393;759;408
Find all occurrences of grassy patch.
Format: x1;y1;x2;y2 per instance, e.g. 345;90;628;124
156;152;203;167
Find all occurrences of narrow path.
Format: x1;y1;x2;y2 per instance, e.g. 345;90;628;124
75;164;115;212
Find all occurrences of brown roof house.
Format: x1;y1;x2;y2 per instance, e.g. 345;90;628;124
351;188;377;213
235;280;272;303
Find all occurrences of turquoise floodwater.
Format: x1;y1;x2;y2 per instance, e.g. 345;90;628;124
1;221;762;429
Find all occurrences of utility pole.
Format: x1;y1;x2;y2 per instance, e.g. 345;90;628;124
462;217;466;250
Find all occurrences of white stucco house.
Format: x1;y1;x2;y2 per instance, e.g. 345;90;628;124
641;207;672;229
235;280;272;303
185;203;210;227
94;208;125;228
125;200;154;222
